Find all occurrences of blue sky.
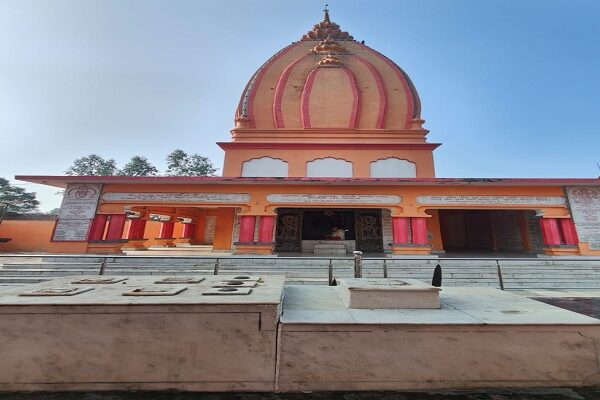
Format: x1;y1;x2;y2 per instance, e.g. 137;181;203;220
1;0;599;210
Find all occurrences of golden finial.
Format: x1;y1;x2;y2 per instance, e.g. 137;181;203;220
323;4;330;23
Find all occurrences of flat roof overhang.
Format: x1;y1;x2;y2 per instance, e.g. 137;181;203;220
15;175;600;189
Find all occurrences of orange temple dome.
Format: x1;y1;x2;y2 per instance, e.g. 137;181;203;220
234;8;422;131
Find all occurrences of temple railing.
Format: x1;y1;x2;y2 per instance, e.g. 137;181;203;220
0;253;599;290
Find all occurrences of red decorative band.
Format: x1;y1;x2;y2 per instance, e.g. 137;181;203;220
357;42;415;129
273;54;309;128
301;68;319;128
342;68;360;128
353;55;387;128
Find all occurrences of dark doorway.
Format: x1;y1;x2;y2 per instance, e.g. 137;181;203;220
439;209;542;254
274;208;383;253
301;210;355;240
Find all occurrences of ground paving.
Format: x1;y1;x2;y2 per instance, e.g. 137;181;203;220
0;388;599;399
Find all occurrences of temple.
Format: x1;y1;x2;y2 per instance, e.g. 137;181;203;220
12;8;600;257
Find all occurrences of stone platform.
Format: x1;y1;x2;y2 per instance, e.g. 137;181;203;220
0;275;284;391
278;285;600;391
0;276;598;391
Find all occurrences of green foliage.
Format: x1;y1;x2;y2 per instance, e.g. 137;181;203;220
118;156;158;177
165;149;217;176
65;154;117;176
64;151;217;178
0;178;40;214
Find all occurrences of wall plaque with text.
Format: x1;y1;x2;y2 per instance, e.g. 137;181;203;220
417;195;566;206
566;187;600;250
266;194;402;204
53;184;102;241
101;192;250;203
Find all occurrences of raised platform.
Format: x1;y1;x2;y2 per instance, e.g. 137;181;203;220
0;276;598;391
278;285;600;391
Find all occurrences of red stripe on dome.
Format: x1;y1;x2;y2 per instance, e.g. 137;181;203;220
353;55;387;129
273;54;310;128
342;68;360;128
243;42;299;128
356;43;415;129
300;68;319;128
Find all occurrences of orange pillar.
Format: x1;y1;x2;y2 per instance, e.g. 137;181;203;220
213;208;236;250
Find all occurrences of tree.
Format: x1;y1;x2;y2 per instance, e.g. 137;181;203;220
118;156;158;176
65;154;117;176
165;149;217;176
0;178;39;214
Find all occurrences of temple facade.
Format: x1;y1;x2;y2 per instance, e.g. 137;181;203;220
15;9;600;257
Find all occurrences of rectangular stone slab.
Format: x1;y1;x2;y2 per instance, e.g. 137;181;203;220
203;287;253;295
19;286;94;296
123;286;188;296
338;278;441;309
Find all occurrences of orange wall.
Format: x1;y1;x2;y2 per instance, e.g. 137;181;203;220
222;148;435;178
0;220;55;252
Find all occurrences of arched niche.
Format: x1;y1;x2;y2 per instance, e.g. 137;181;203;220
306;157;353;178
241;157;289;177
370;158;416;178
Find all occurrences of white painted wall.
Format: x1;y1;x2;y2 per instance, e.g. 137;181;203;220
370;158;416;178
241;157;289;177
306;157;353;178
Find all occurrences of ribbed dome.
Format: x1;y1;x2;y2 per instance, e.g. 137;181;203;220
234;9;421;131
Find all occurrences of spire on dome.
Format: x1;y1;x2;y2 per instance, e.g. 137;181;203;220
301;6;354;41
323;4;330;22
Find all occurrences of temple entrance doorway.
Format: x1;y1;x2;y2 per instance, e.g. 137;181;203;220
438;209;542;255
274;208;384;254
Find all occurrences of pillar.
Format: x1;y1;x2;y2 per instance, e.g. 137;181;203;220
238;216;256;243
539;218;561;246
182;223;196;239
158;221;175;239
105;214;126;241
392;217;409;244
258;216;275;243
559;218;579;245
126;219;146;240
88;214;108;241
411;217;428;245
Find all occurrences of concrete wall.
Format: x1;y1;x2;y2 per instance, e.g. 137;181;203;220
0;220;55;252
